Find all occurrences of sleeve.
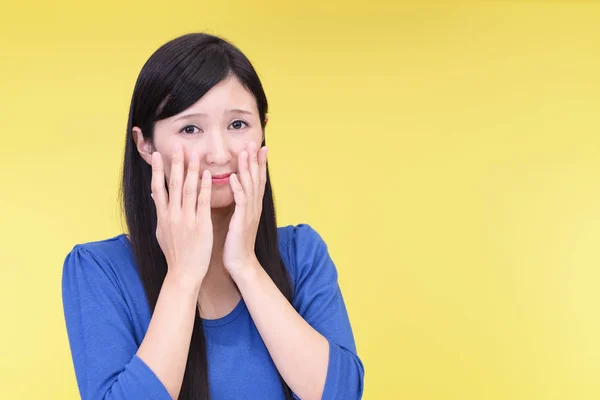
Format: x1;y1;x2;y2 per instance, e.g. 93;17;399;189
61;245;172;400
289;224;365;400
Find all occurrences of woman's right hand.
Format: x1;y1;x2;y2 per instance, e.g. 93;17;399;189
150;142;213;289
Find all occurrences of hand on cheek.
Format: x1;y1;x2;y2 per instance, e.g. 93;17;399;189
223;141;268;279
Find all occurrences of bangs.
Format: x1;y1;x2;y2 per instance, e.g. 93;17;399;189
153;43;232;121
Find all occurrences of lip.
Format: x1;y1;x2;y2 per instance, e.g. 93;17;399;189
211;173;232;179
211;172;232;185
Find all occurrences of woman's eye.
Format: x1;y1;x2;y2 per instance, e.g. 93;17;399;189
180;125;200;135
229;120;248;130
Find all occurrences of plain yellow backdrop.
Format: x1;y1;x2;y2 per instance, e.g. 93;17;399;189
1;1;600;399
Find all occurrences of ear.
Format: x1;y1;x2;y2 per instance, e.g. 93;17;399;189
132;127;153;165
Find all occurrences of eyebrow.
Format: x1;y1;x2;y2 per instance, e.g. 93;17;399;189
173;108;255;121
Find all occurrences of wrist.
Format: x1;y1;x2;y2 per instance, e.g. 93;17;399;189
229;258;261;287
164;270;203;296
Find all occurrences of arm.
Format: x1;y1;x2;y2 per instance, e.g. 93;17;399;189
224;144;364;399
233;225;365;400
62;245;199;400
235;261;329;400
136;272;200;399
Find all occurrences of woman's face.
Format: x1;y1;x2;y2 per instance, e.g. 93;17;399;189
133;76;265;209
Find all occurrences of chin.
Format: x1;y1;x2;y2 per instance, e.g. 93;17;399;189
210;192;235;209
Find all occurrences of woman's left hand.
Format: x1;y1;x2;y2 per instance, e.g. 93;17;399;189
223;141;267;280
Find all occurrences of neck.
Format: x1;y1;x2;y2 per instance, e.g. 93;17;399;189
208;204;234;267
198;204;240;317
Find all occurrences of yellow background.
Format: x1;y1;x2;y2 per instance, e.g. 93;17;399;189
1;1;599;399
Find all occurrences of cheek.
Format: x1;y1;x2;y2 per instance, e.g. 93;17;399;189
230;135;263;157
161;154;172;180
152;127;181;169
158;143;194;179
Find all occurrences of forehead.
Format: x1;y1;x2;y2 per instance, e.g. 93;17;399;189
181;76;257;115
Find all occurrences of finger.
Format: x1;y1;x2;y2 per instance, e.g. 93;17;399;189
182;151;200;218
169;142;184;213
258;146;268;203
229;173;248;219
238;149;253;201
248;142;260;197
151;151;168;217
196;170;212;221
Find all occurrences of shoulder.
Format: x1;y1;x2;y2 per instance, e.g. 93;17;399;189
61;235;151;355
277;223;326;253
63;234;132;270
277;224;337;289
62;234;138;293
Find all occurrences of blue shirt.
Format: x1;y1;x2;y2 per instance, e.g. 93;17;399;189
62;224;364;399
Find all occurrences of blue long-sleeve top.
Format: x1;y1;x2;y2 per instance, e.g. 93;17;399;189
61;224;364;399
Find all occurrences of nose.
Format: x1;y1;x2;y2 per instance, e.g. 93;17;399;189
204;130;232;165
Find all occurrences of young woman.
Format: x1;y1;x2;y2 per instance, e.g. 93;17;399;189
62;33;364;400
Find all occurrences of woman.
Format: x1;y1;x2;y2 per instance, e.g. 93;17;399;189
62;33;364;400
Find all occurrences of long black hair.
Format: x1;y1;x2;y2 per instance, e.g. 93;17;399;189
119;33;293;400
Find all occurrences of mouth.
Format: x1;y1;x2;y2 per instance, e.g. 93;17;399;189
211;172;232;184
